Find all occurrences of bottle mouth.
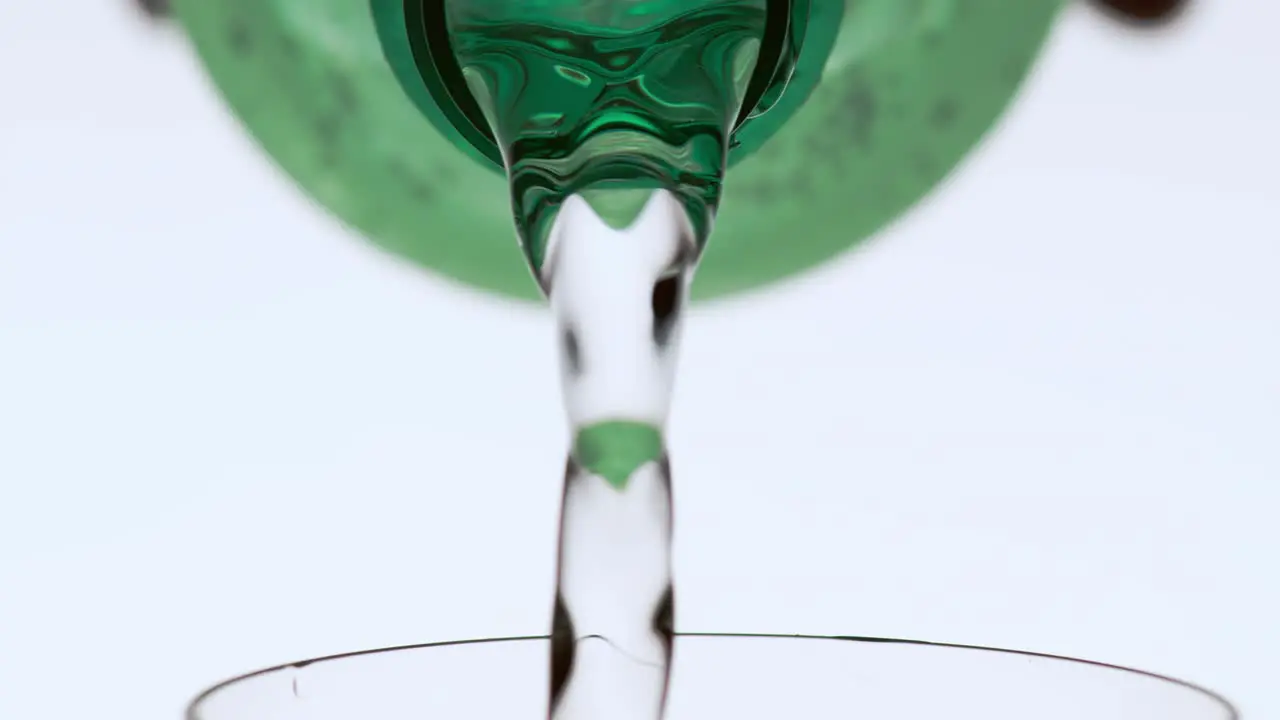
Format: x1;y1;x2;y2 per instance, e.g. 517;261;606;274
373;0;833;173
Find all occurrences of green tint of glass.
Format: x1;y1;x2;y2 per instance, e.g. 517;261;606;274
172;0;1063;302
573;421;665;491
445;0;769;271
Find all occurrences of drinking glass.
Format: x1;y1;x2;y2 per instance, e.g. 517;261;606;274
188;633;1238;720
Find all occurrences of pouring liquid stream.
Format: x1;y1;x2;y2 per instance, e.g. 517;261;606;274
546;193;692;720
445;1;768;717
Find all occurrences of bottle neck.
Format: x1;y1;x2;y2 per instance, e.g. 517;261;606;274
371;0;845;174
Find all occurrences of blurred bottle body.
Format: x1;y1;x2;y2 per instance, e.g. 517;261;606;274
166;0;1073;301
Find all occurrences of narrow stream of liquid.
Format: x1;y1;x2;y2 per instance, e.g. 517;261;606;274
544;192;694;720
444;2;765;718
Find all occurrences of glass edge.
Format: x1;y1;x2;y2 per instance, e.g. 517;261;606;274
183;632;1240;720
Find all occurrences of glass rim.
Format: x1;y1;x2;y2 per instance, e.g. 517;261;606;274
185;632;1239;719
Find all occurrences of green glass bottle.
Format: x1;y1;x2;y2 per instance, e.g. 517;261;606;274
170;0;1063;301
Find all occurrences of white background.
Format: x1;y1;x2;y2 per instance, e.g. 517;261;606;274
1;2;1276;719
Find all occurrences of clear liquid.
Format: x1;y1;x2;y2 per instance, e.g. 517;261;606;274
543;193;692;720
444;2;765;717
